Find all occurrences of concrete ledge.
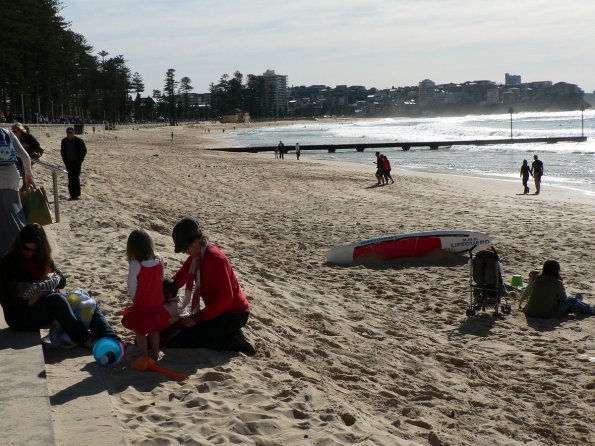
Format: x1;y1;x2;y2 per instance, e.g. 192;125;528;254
0;308;55;446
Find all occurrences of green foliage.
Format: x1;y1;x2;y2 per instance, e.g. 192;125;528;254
163;69;178;120
209;71;272;118
0;0;134;122
179;77;193;119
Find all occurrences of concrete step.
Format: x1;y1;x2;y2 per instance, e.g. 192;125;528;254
0;307;55;446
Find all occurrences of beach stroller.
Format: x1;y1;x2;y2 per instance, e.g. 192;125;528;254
466;246;512;317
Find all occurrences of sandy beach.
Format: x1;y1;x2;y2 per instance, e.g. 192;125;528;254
30;123;594;445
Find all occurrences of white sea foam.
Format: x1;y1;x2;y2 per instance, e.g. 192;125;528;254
222;111;595;194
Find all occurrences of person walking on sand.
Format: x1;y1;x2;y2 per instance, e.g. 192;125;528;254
530;154;544;195
278;141;284;159
381;154;394;184
121;229;171;361
60;127;87;200
274;145;279;159
295;143;301;160
374;152;385;185
520;159;531;194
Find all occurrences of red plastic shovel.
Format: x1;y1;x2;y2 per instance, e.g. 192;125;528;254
131;357;189;381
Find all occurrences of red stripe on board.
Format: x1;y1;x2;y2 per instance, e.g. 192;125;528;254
353;237;442;261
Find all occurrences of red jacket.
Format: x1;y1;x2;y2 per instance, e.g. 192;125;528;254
172;244;249;322
382;157;391;171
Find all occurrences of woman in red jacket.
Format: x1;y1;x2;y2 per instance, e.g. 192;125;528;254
163;217;255;354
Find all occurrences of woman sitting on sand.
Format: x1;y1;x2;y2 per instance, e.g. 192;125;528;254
0;223;118;346
523;260;593;318
160;217;255;354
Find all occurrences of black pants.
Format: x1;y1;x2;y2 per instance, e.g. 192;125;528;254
534;175;541;194
65;160;83;198
522;176;530;194
11;293;116;343
168;311;249;349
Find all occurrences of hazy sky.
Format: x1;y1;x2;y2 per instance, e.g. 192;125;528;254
62;0;595;95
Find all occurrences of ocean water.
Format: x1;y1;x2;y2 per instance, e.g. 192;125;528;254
220;110;595;195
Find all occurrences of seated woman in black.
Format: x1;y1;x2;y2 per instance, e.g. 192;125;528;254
0;223;117;345
524;260;593;318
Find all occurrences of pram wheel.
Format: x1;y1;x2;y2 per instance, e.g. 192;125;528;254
466;308;476;317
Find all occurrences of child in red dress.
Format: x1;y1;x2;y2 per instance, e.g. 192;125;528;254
121;229;170;360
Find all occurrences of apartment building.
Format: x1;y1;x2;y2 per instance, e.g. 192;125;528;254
263;69;288;118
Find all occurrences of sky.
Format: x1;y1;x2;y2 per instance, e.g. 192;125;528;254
61;0;595;96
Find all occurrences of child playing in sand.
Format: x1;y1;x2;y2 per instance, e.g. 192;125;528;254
518;270;538;309
163;278;181;324
18;273;62;306
121;229;171;360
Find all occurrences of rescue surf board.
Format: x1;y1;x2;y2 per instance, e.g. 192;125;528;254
327;230;491;265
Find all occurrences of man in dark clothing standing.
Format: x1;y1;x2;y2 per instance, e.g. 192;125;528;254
60;127;87;200
530;154;544;195
278;141;284;159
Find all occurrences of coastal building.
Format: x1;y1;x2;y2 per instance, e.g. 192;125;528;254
263;69;288;118
220;109;250;123
177;92;210;108
505;73;522;85
418;79;436;105
502;88;521;105
485;88;500;104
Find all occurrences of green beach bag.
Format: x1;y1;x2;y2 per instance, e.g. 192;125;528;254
20;185;53;226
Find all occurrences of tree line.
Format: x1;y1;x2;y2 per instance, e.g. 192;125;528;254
0;1;280;123
0;0;144;123
152;70;274;121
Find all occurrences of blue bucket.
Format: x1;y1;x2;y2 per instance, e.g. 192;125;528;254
92;338;124;367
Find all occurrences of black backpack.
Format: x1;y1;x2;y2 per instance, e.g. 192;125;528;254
472;248;500;286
